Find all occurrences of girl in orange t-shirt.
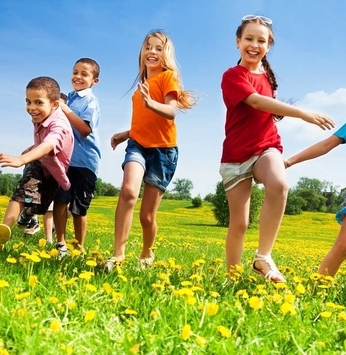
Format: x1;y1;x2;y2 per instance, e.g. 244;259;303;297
106;30;196;270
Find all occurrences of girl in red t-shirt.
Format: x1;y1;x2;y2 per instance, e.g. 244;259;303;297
220;15;335;282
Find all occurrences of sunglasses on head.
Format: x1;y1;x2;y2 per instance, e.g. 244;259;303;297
242;15;273;25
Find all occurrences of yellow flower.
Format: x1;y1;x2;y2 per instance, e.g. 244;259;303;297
187;297;197;305
249;296;263;311
118;274;128;282
272;293;283;304
39;250;51;259
85;284;97;292
235;289;249;299
13;308;27;317
320;311;332;318
195;336;207;347
84;310;96;322
79;271;94;281
151;283;164;292
274;282;287;290
38;238;47;247
15;292;30;300
86;260;97;267
0;280;9;288
310;273;321;281
6;257;17;264
63;277;78;286
124;309;137;316
102;283;113;294
50;319;61;332
50;249;59;257
26;254;41;262
129;343;140;354
150;310;160;319
192;259;205;267
326;302;344;310
281;302;296;316
205;303;219;315
181;281;192;287
190;274;202;281
36;297;42;307
210;291;220;298
65;299;77;309
284;294;296;304
181;324;191;340
217;325;231;338
296;284;305;294
0;349;9;355
28;275;38;287
48;296;59;304
339;312;346;321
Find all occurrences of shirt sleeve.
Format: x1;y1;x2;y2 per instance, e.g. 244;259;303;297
334;123;346;143
80;97;100;128
161;71;179;99
221;69;257;107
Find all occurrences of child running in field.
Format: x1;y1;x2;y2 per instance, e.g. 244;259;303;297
220;15;334;282
54;58;101;257
106;30;196;270
286;125;346;276
0;77;74;250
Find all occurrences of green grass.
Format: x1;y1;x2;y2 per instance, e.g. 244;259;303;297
0;196;345;354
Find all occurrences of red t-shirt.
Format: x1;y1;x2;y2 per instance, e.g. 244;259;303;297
220;65;282;163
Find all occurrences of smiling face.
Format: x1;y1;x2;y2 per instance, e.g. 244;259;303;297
71;62;99;92
26;89;59;124
236;22;271;72
142;35;164;76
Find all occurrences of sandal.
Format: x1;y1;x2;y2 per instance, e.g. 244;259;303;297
0;224;11;250
253;251;286;283
138;252;155;269
103;257;124;273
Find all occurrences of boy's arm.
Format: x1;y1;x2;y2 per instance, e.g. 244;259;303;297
60;102;92;137
286;135;343;168
0;142;54;168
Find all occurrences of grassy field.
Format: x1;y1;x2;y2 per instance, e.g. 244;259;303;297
0;195;346;354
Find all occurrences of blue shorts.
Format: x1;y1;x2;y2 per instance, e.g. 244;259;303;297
55;166;97;216
123;139;178;191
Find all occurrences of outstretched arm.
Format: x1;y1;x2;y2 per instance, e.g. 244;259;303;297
244;94;335;130
111;130;130;150
286;135;343;168
0;142;54;168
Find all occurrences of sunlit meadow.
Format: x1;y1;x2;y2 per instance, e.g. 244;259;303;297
1;195;346;354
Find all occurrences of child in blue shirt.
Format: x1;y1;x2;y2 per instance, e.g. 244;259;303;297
286;123;346;276
55;58;101;256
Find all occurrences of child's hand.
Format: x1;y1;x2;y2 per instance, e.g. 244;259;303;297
301;112;335;130
138;82;154;108
284;160;292;169
111;131;129;150
0;154;25;168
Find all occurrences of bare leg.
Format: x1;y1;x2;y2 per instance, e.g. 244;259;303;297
139;183;164;258
3;200;24;227
53;199;68;245
319;220;346;276
73;214;87;249
43;211;54;243
252;152;288;281
225;178;252;270
113;162;144;259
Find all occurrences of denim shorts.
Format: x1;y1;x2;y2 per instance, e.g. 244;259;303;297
123;139;178;191
55;166;97;216
220;148;282;191
11;161;58;214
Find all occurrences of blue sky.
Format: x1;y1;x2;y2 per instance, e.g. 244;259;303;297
1;0;346;197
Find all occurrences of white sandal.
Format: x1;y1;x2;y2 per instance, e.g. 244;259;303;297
253;251;286;283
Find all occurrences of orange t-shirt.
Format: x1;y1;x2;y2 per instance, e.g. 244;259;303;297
129;70;179;148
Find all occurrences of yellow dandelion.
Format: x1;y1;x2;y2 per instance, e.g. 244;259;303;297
50;249;59;257
284;294;296;304
339;312;346;321
235;289;249;299
78;271;94;281
71;249;82;257
217;325;231;338
272;293;283;304
15;292;30;300
36;297;42;307
181;281;192;287
213;258;223;264
191;286;204;292
181;324;191;341
0;280;9;288
274;282;287;290
281;302;296;316
85;284;97;292
210;291;220;298
124;309;137;315
6;257;17;264
28;275;38;287
310;273;321;281
150;310;160;319
48;296;59;304
296;284;305;295
39;250;51;259
320;311;332;318
187;297;197;305
38;238;47;247
84;310;96;322
26;254;41;263
195;336;207;347
63;277;78;286
151;283;165;292
190;274;202;281
118;274;128;282
112;291;124;300
129;343;140;354
86;260;97;267
326;302;344;310
65;299;77;309
50;319;61;332
0;349;10;355
205;303;219;315
249;296;263;311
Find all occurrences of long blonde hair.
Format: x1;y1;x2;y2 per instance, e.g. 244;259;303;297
136;30;196;110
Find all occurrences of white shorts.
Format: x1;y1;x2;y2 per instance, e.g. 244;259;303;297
46;201;54;212
219;148;282;191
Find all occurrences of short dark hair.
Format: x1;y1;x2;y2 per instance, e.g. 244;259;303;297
26;76;60;102
75;58;100;79
60;92;68;103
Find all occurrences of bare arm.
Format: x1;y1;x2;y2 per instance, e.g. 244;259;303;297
111;130;130;150
286;135;343;168
60;102;92;137
244;94;335;130
0;142;54;168
138;82;177;119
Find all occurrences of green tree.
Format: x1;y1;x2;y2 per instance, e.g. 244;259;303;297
285;189;305;215
171;178;193;199
191;195;202;208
